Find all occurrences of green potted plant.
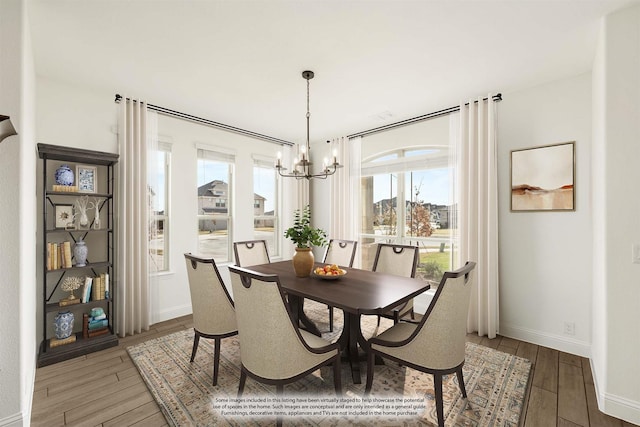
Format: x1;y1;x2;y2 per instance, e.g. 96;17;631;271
285;205;327;277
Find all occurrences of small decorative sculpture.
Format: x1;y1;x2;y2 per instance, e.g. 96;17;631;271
89;197;101;229
61;276;83;301
75;195;90;229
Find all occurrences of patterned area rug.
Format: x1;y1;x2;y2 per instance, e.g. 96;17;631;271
128;301;531;426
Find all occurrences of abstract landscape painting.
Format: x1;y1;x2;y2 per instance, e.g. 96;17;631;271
511;142;575;211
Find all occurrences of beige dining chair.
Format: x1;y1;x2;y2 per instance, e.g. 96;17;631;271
365;261;476;427
372;243;420;324
184;253;238;386
228;265;341;426
322;239;357;332
233;239;270;267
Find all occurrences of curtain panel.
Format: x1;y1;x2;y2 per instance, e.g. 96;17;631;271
117;98;152;337
456;96;499;338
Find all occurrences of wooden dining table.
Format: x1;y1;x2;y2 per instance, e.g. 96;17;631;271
247;260;430;384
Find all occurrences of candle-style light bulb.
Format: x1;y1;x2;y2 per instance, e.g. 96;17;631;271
276;152;282;167
332;149;338;165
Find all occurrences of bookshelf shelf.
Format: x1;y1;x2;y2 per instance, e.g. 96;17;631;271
38;143;119;367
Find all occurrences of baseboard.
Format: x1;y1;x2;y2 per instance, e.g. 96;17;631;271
499;323;591;357
0;412;23;427
152;303;192;325
601;389;640;425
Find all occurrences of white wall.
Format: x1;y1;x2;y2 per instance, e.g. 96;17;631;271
497;73;593;357
0;0;37;425
591;6;640;424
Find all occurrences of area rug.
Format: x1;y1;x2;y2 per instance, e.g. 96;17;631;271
128;302;531;426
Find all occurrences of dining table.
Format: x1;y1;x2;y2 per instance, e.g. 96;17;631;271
247;260;430;384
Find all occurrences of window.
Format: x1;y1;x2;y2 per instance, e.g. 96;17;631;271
197;148;234;262
253;158;279;257
360;146;455;286
149;143;171;272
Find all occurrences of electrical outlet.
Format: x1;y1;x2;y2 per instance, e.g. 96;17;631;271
633;244;640;264
564;322;575;336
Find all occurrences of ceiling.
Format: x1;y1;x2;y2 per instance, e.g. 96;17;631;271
29;0;638;144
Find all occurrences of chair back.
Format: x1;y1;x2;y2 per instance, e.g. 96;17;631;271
184;253;237;335
372;243;419;278
233;240;270;267
403;262;476;369
228;265;333;380
323;239;357;267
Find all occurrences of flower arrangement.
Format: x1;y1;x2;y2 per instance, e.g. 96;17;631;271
61;276;83;300
284;205;327;248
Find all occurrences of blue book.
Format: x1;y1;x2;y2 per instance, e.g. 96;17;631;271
88;319;108;330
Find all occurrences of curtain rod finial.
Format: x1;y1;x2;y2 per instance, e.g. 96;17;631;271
114;94;122;103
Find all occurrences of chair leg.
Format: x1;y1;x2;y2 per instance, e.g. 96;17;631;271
190;331;200;362
333;356;342;396
376;315;381;327
393;311;399;324
456;367;467;398
237;369;247;398
213;337;221;386
434;373;445;427
328;305;334;332
365;349;375;394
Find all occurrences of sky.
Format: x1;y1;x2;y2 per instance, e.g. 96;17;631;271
373;168;451;206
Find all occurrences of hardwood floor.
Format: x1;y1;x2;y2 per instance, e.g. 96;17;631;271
32;315;637;427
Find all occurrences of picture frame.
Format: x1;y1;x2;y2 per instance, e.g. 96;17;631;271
511;141;575;212
54;204;74;229
76;165;97;193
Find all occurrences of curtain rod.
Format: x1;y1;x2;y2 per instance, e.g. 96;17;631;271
114;94;295;146
347;93;502;139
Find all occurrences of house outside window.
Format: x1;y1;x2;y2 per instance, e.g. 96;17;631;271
197;149;234;262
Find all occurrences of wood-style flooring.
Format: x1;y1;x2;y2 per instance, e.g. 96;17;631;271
31;315;637;426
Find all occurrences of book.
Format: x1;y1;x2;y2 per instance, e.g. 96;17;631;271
83;313;89;339
92;276;101;301
87;327;109;338
59;298;80;307
88;319;108;330
82;277;93;303
63;241;72;268
99;273;106;299
104;273;110;299
49;334;77;348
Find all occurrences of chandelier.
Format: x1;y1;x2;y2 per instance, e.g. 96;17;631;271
275;70;341;179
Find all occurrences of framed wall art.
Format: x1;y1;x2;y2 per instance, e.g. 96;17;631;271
55;204;74;229
511;141;575;212
76;164;97;193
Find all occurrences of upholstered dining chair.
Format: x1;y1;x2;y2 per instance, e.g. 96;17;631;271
322;239;357;332
184;253;238;386
365;261;476;427
372;243;420;324
233;239;270;267
228;265;341;426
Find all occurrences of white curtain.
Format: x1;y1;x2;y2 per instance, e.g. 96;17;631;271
455;95;499;338
329;136;361;244
117;98;153;337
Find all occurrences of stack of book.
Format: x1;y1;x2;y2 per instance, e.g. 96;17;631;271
46;241;73;270
52;185;78;192
81;272;109;303
83;309;109;338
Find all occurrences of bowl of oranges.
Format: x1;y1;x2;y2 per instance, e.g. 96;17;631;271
312;264;347;280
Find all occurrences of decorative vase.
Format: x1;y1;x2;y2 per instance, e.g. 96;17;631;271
74;240;88;267
293;247;314;277
54;311;74;339
55;164;74;186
